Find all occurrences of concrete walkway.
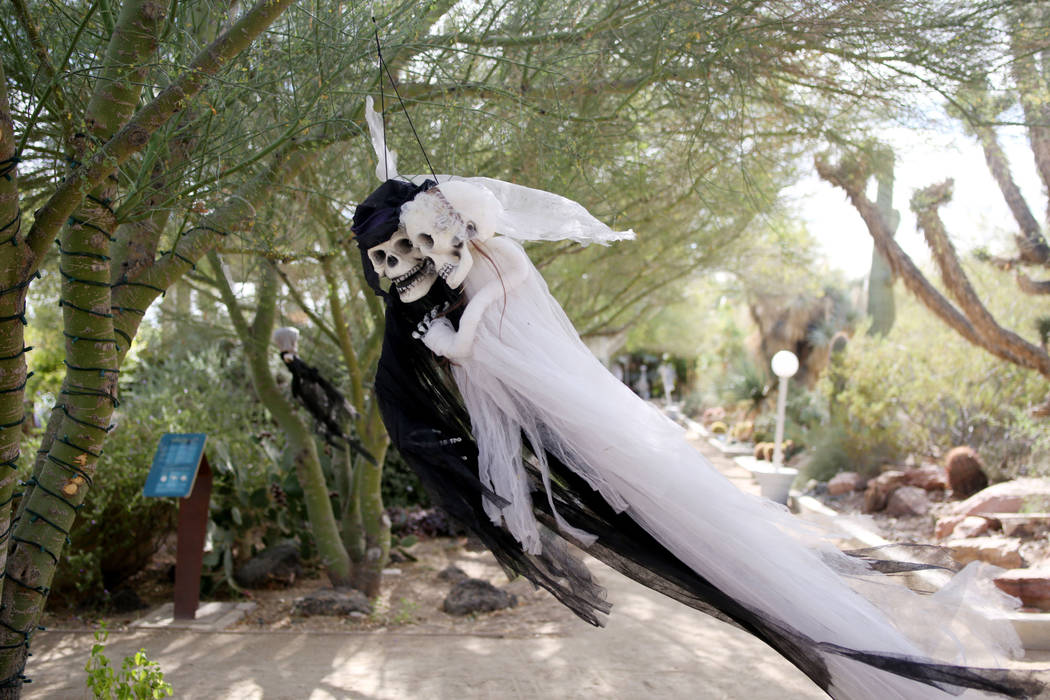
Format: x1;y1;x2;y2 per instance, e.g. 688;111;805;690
28;559;828;700
24;418;1050;699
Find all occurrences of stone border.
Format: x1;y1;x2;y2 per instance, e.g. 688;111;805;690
794;495;1050;652
680;415;755;456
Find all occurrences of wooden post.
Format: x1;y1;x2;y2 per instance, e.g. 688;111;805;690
173;455;212;620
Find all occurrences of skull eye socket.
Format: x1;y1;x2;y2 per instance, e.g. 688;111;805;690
394;238;413;255
370;250;387;266
466;221;477;237
418;233;434;249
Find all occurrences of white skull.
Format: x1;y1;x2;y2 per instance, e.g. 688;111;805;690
401;191;474;289
400;181;501;290
366;229;437;302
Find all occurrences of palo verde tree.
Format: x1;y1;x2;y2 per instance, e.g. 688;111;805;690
188;0;1031;597
0;0;405;691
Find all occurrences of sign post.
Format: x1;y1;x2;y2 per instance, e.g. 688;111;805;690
143;433;211;620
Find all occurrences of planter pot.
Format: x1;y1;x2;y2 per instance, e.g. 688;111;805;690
753;467;799;505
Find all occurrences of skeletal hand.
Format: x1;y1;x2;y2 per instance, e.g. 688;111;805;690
412;302;468;358
412;303;451;340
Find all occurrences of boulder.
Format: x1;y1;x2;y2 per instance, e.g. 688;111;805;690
903;465;948;492
954;478;1050;517
947;537;1024;569
863;471;907;513
437;565;469;583
234;541;302;589
952;515;996;539
945;446;988;499
998;513;1050;538
109;587;147;613
935;515;965;539
293;588;372;617
884;486;930;517
442;578;518;616
828;472;862;496
994;569;1050;611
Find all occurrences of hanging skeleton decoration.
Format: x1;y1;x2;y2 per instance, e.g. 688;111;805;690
350;97;1043;699
273;327;375;464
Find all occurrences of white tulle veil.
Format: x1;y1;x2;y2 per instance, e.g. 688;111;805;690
353;95;1044;700
362;97;634;247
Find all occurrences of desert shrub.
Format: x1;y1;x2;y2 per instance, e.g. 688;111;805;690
381;448;429;508
817;266;1048;481
751;388;825;448
53;342;292;603
719;356;770;417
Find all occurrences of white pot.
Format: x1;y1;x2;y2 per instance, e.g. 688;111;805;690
754;468;799;505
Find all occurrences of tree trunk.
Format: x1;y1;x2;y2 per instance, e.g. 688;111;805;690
817;154;1050;382
348;403;391;597
0;1;297;691
211;257;353;586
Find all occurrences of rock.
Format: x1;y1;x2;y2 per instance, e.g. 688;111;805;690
954;478;1050;517
110;587;147;613
903;465;948;492
234;541;302;589
437;565;469;583
884;486;930;517
701;406;726;425
863;470;906;513
828;472;862;496
998;513;1050;538
945;446;988;499
293;588;372;617
994;569;1050;611
442;578;518;616
952;515;996;539
947;537;1024;569
935;515;965;539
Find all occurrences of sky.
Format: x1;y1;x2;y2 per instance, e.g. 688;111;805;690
784;125;1043;280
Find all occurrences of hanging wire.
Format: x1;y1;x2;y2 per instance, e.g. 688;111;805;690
371;16;438;181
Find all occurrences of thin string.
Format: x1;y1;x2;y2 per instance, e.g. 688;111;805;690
371;16;437;181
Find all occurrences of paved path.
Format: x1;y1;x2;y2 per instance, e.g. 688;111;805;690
28;557;827;700
23;417;1050;699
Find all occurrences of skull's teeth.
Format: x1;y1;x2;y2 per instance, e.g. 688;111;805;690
438;263;455;280
392;261;424;285
394;259;435;293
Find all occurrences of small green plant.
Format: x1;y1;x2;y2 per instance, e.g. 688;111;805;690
391;597;421;625
85;626;173;699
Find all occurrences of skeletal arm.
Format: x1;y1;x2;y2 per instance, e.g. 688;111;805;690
421;237;531;359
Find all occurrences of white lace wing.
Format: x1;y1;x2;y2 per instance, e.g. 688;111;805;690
464;177;634;245
404;174;634;246
364;96;400;182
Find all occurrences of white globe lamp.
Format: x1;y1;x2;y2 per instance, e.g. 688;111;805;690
770;350;798;470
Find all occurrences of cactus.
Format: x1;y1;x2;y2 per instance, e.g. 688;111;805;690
867;150;899;337
710;421;729;434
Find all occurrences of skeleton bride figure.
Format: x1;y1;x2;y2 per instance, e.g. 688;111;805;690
349;101;1039;700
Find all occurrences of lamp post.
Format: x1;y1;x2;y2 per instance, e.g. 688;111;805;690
770;350;799;472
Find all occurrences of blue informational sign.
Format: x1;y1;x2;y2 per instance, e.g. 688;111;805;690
143;433;208;498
